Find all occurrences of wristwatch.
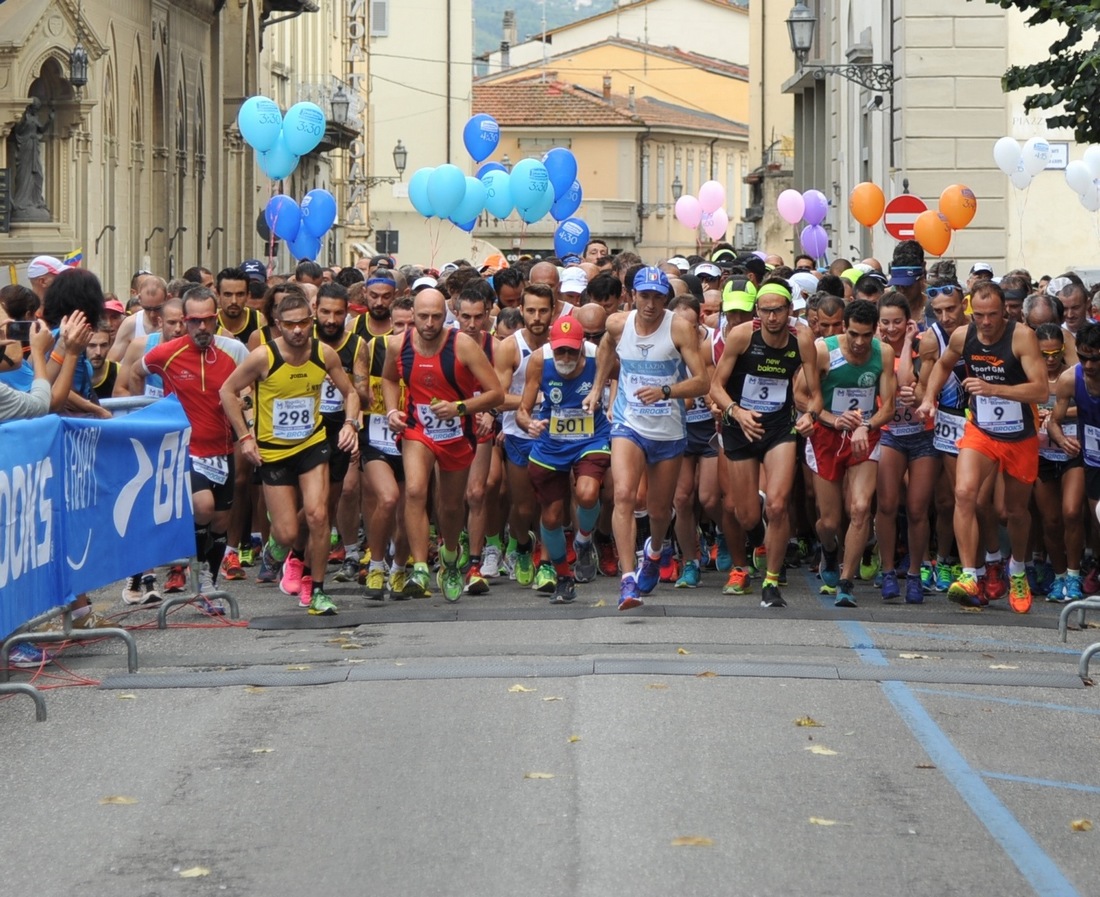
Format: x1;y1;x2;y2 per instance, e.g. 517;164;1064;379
456;401;467;416
661;385;672;400
343;418;360;432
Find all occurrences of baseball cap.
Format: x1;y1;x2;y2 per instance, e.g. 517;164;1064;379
735;254;768;281
666;256;690;273
888;265;923;287
711;248;737;266
970;262;994;276
103;299;126;315
27;255;66;279
722;277;757;313
561;268;588;295
412;276;438;293
633;266;671;296
478;253;509;274
240;259;267;282
1047;276;1073;297
694;262;722;280
841;268;863;286
561;253;583;266
370;254;396;270
789;272;819;303
549;315;585;351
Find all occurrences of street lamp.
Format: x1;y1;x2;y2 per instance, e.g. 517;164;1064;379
330;84;350;126
392;139;407;178
786;0;893;93
671;175;683;202
501;154;512;173
69;40;89;88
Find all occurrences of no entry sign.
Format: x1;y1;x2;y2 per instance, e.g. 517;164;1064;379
883;194;928;240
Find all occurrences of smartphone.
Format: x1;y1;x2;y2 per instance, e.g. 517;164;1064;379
5;320;32;345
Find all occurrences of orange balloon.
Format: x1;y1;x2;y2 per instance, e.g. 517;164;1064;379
913;210;952;256
938;184;977;230
849;182;886;228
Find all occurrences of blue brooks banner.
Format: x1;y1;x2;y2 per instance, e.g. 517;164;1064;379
0;396;194;635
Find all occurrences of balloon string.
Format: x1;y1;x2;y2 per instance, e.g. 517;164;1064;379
267;180;280;269
1018;184;1028;266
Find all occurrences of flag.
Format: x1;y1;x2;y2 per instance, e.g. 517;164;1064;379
63;248;83;267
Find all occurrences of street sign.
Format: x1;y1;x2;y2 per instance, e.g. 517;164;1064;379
883;194;927;240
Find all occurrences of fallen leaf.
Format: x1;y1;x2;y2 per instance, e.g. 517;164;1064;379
99;796;137;805
795;716;823;728
959;606;983;613
899;653;929;660
245;686;265;693
340;644;362;650
670;836;713;847
695;671;718;678
981;653;995;659
346;658;366;664
916;763;937;769
1071;819;1093;832
286;665;311;671
809;817;837;826
806;745;838;756
251;748;274;754
592;599;607;608
677;647;690;655
567;735;581;743
340;630;355;636
542;696;563;702
117;694;137;700
178;867;210;878
508;684;536;693
645;683;669;690
989;664;1018;670
524;772;555;779
326;638;349;645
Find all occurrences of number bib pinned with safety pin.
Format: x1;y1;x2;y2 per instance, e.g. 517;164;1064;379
973;395;1024;435
272;397;315;440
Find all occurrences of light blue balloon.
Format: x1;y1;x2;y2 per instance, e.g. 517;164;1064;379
551;179;582;221
554;218;590;258
281;102;327;156
450;177;487;225
288;230;321;261
237;96;283;153
542;147;578;198
265;194;301;242
301;189;337;238
463;114;500;163
259;134;299;180
510;158;551;212
519;181;555;223
408;167;435;217
427;164;467;219
483;170;514;219
477;161;507;179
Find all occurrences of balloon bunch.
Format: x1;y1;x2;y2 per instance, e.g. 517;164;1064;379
912;185;977;257
1064;147;1100;212
673;181;729;241
777;188;829;258
264;190;338;261
238;96;328;181
993;136;1050;191
407;114;590;256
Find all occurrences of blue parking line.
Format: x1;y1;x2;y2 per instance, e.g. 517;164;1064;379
981;771;1100;795
911;687;1100;717
866;626;1079;656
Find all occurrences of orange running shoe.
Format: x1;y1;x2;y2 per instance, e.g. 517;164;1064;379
1008;571;1032;614
723;566;751;595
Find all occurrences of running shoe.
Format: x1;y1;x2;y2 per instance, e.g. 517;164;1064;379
713;532;731;571
198;596;226;616
819;542;840;589
597;539;619;577
464;564;490;595
1038;562;1057;597
723;566;751;595
983;560;1008;602
334;557;359;583
514;549;535;587
164;565;188;594
1064;572;1084;602
364;567;386;600
905;573;925;604
256;546;279;584
308;587;337;616
7;643;54;669
238;545;255;567
481;544;503;578
407;566;432;598
1008;571;1032;614
778;564;789;586
1083;561;1100;595
504;547;519;580
328;544;346;565
760;583;786;608
1045;574;1067;603
859;543;880;581
550;576;576;604
279;555;304;597
618;576;643;611
121;573;143;604
835;579;857;608
934;562;953;593
675;560;701;589
573;538;598;583
221;548;246;581
534;562;557;594
659;553;680;583
636;542;664;595
948;572;985;607
438;560;463;602
388;567;409;600
298;574;313;609
139;574;161;606
920;563;935;593
752;545;768;574
880;570;900;601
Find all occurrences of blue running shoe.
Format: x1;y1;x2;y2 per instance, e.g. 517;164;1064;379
905;573;925;604
1063;573;1083;602
716;532;732;572
619;575;643;611
934;562;953;593
880;570;900;601
835;579;857;608
820;541;840;589
920;563;935;593
675;559;701;589
1037;562;1057;598
636;540;663;595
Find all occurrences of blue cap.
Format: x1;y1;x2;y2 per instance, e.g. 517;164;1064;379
888;265;923;287
632;266;671;296
240;259;267;282
561;253;582;266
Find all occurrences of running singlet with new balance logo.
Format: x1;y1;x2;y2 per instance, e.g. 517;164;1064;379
613;309;685;441
962;320;1036;441
396;328;479;446
725;321;801;431
255;339;328;462
821;334;883;423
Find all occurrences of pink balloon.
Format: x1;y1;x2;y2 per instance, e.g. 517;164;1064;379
698;180;726;214
777;189;805;225
703;208;729;241
674;195;703;229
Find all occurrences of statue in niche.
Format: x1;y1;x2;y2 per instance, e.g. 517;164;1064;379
9;98;54;221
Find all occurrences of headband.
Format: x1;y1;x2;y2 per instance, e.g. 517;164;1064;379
756;283;792;301
366;277;395;288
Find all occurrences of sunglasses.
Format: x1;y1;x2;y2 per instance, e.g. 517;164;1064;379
185;314;219;323
1078;353;1100;364
926;285;960;299
1041;347;1065;357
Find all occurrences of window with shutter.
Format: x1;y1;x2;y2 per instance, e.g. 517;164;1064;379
370;0;388;36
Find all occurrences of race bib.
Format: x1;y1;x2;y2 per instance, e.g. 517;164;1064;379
685;396;712;424
1084;424;1100;468
625;374;673;416
272;397;315;440
368;414;400;456
549;407;594;440
932;408;964;453
741;375;787;414
144;383;164;399
830;386;875;418
319;376;343;415
417;402;462;442
889;397;923;437
974;395;1023;435
192;454;229;486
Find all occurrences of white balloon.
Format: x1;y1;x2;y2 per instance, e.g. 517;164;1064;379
1021;137;1051;177
993;136;1021;176
1084;146;1100;179
1010;165;1033;190
1066;160;1093;195
1080;186;1100;212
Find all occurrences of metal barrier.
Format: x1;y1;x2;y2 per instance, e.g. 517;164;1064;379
1056;596;1100;680
157;556;240;628
99;395;159;416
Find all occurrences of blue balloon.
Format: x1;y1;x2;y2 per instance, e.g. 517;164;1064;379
518;182;555;223
258;134;299;180
553;218;590;258
427;164;467;219
482;170;514;219
543;147;578;198
450;177;487;225
288;230;321;261
510;159;551;212
450;217;477;233
551;179;583;221
301;189;337;238
281;102;327;156
237;96;283;153
408;167;436;217
265;195;301;242
477;161;507;179
463;114;501;163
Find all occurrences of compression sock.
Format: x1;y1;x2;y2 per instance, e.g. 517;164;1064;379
194;524;211;559
206;531;228;584
634;512;650;553
540;524;568;566
577;501;600;538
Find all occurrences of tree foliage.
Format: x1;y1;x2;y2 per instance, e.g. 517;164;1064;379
987;0;1100;142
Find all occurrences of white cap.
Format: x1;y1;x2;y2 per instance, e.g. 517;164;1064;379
788;271;819;303
27;255;66;279
693;262;722;279
412;276;438;292
666;256;690;272
560;267;589;295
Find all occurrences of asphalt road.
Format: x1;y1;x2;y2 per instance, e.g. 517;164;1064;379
3;559;1099;897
